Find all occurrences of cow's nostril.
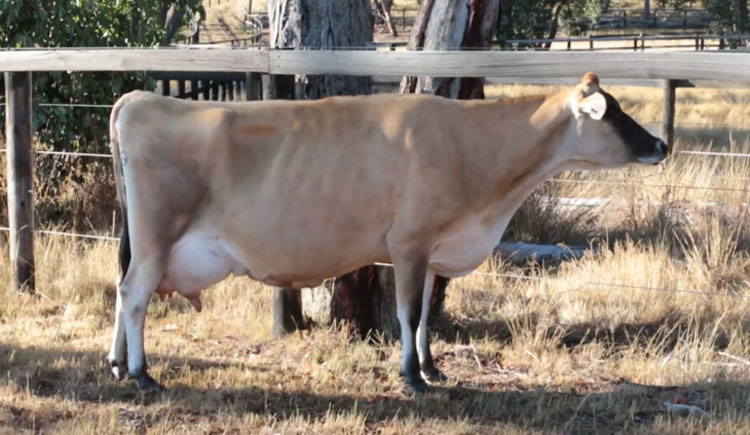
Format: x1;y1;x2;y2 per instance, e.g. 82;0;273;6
657;140;668;155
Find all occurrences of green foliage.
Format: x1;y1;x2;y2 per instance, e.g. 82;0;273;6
702;0;750;34
0;0;203;152
560;0;604;36
655;0;696;10
499;0;604;41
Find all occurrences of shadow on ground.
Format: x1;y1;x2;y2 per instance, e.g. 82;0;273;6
1;340;747;433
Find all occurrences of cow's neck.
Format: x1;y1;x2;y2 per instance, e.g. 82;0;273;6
475;91;576;224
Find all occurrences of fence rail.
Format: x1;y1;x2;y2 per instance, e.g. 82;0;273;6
2;49;750;82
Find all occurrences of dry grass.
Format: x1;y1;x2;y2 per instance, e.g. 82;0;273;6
3;85;750;433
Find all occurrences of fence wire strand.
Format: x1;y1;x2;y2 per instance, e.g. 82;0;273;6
0;226;118;241
369;262;750;300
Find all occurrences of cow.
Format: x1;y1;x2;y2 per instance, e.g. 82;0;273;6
106;72;668;395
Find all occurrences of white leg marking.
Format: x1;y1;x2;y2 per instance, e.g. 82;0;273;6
416;270;435;367
397;306;415;372
120;258;162;377
107;288;127;377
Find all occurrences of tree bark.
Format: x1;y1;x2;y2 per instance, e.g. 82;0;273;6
373;0;399;36
738;0;749;31
269;0;373;99
399;0;500;99
544;2;564;50
162;6;186;45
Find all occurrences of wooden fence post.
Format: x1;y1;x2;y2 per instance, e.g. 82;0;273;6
161;79;170;96
262;73;301;337
4;72;35;293
202;80;210;100
661;79;676;151
245;72;263;100
262;74;294;100
190;79;199;100
272;289;304;338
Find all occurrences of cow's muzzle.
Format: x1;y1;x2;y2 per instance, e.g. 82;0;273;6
638;139;669;165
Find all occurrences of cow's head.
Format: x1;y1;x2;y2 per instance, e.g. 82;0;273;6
568;72;668;168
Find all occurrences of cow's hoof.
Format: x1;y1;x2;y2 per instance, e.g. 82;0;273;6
108;359;127;381
421;366;448;383
403;378;431;396
129;372;163;392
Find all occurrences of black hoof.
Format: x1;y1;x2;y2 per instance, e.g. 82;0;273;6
129;371;163;392
403;378;431;396
108;359;127;381
421;366;448;383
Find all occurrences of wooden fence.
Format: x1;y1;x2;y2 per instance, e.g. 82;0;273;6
2;48;750;292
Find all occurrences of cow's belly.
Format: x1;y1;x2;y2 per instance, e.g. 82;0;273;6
429;214;512;278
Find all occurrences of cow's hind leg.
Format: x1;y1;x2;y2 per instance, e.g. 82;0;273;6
392;251;430;395
107;289;128;380
108;212;131;380
416;270;447;383
119;254;165;391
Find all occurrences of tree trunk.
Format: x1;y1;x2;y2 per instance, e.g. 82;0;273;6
268;0;373;337
162;6;186;45
399;0;500;99
269;0;373;99
374;0;399;36
738;0;749;31
644;0;650;20
544;2;563;50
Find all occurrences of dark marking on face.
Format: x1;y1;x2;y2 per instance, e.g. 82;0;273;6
600;91;663;159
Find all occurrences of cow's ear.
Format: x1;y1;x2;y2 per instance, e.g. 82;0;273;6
575;92;607;120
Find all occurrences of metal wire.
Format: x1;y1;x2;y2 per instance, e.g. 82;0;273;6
373;262;750;300
0;149;112;158
0;226;118;241
37;103;114;108
677;150;750;158
34;150;112;158
550;178;750;193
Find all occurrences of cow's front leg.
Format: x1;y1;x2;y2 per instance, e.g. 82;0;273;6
120;256;164;391
107;286;128;380
416;270;447;383
392;252;430;395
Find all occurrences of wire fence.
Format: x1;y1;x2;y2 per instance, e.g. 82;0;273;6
1;223;747;302
370;262;750;301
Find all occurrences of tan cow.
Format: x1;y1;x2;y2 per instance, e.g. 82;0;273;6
107;73;667;394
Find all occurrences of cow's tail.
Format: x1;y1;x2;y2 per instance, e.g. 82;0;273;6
110;96;131;281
